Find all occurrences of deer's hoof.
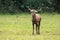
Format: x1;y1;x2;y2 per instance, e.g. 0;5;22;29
37;33;40;35
32;33;34;35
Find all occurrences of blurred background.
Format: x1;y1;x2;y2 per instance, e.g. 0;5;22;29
0;0;60;14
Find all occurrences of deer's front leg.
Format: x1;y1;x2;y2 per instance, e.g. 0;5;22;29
37;22;40;35
36;24;38;34
32;22;34;35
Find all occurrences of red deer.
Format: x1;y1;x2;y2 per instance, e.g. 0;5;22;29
28;7;42;35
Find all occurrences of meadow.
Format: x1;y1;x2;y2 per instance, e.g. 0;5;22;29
0;13;60;40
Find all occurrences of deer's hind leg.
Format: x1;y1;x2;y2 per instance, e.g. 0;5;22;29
37;22;40;34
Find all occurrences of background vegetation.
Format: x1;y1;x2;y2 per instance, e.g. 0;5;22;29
0;0;60;14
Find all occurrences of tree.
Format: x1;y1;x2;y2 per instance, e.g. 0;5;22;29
0;0;59;14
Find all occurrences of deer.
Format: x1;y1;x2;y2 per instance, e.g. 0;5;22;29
27;7;42;35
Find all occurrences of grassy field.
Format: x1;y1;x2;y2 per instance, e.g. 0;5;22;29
0;13;60;40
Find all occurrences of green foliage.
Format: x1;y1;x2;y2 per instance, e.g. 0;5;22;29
0;0;59;14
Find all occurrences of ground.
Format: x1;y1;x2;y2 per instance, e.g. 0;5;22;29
0;13;60;40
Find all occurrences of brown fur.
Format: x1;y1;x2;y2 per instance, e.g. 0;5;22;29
32;13;41;35
27;7;41;35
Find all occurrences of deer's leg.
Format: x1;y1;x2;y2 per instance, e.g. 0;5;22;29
38;25;40;34
37;22;40;34
32;22;34;35
36;24;38;34
38;21;41;34
38;21;40;34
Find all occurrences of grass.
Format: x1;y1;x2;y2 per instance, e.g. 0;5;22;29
0;13;60;40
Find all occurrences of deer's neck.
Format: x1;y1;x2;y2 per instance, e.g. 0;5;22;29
32;13;36;21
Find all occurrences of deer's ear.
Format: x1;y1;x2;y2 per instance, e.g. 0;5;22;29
34;10;38;12
30;9;38;13
30;10;32;12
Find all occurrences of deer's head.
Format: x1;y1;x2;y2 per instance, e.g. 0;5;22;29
27;7;42;14
27;7;38;13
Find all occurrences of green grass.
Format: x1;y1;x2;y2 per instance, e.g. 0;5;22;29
0;13;60;40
